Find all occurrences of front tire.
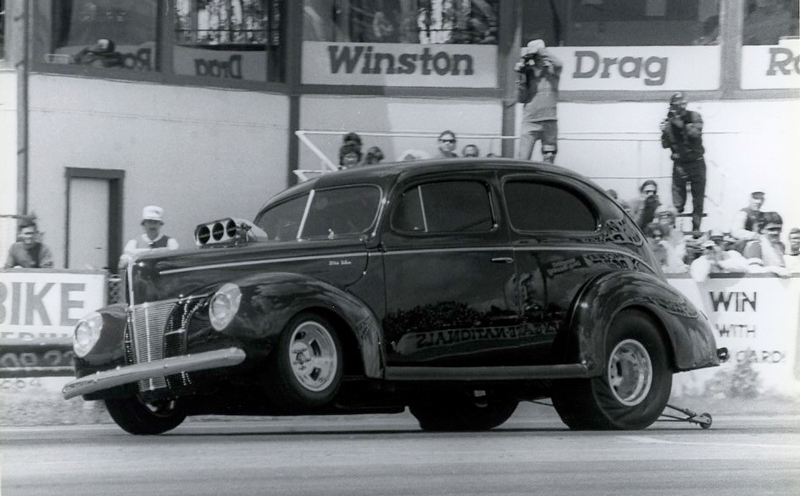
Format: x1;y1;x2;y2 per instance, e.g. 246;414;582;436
410;390;519;431
265;312;343;411
552;310;672;430
105;396;186;435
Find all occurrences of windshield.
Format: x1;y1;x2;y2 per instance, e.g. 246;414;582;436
255;185;382;241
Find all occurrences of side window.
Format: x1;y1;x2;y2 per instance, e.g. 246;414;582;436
504;180;596;232
254;194;309;241
392;181;494;234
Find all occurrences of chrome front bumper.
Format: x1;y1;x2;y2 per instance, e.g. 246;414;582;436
62;347;247;400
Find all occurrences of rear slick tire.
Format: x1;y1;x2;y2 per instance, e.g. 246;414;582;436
105;396;186;435
410;390;519;431
552;310;672;430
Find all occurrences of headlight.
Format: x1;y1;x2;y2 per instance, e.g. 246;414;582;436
74;312;103;358
209;283;241;331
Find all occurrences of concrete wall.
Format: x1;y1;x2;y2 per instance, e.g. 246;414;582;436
534;99;800;234
0;72;19;256
298;95;505;168
24;75;290;267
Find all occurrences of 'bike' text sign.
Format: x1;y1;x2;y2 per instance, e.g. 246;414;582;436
0;270;106;346
302;42;498;88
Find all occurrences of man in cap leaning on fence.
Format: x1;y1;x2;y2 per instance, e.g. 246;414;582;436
118;206;179;269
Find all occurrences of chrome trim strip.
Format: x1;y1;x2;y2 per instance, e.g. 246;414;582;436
62;347;247;400
160;252;369;275
384;363;591;381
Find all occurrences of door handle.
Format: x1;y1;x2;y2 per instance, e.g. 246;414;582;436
491;256;514;264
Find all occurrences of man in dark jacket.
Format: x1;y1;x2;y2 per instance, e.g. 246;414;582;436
660;92;706;232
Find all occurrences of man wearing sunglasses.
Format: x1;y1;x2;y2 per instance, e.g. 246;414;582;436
436;130;459;158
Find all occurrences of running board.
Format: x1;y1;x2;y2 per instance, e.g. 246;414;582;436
384;363;591;382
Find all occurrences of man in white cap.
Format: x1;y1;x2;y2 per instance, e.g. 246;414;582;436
119;205;179;268
515;38;563;164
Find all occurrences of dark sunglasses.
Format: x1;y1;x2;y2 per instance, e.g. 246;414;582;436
764;226;782;232
440;138;455;143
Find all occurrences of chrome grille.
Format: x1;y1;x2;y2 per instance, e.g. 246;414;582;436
129;300;177;391
126;297;207;393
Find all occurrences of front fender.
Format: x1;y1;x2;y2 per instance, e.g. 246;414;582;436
568;271;719;376
74;303;128;375
222;272;384;378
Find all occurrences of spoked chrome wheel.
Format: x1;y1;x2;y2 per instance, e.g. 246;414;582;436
288;321;339;392
607;339;653;406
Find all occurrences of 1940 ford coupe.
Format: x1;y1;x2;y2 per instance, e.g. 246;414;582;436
63;159;723;434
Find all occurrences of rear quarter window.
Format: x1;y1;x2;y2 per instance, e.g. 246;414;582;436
504;180;597;232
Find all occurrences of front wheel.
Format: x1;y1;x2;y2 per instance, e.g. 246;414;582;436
410;390;519;431
552;310;672;430
265;312;343;411
105;396;186;435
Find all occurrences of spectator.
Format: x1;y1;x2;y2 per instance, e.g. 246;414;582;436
462;144;480;157
785;227;800;272
644;222;686;274
339;142;363;169
743;211;789;276
618;199;633;217
656;207;688;264
606;189;618;200
516;39;563;164
660;92;706;232
628;180;661;228
730;190;765;247
342;132;363;150
364;146;385;165
436;130;458;158
4;219;54;269
119;206;179;269
690;230;749;282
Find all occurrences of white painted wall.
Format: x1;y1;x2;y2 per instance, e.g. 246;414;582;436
553;99;800;234
9;74;799;268
298;95;506;169
26;75;290;268
0;72;19;259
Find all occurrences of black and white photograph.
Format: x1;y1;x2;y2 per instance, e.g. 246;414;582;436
1;1;799;495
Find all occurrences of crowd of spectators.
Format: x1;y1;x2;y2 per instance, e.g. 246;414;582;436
632;187;798;281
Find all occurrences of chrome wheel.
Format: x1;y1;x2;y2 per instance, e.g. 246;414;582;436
607;338;652;406
288;321;339;392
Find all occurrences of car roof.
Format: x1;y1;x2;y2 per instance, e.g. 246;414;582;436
265;158;603;206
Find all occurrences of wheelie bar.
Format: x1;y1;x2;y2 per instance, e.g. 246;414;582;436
660;403;713;429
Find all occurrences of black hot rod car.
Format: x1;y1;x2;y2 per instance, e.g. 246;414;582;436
63;159;723;434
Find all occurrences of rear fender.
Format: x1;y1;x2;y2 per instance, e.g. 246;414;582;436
222;272;384;378
567;272;719;376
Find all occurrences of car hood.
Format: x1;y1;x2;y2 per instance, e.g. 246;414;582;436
125;239;371;305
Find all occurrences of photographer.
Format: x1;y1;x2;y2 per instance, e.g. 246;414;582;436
628;180;661;229
516;39;562;164
660;92;706;232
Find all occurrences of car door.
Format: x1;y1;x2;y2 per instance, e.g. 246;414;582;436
380;171;522;367
503;175;603;365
